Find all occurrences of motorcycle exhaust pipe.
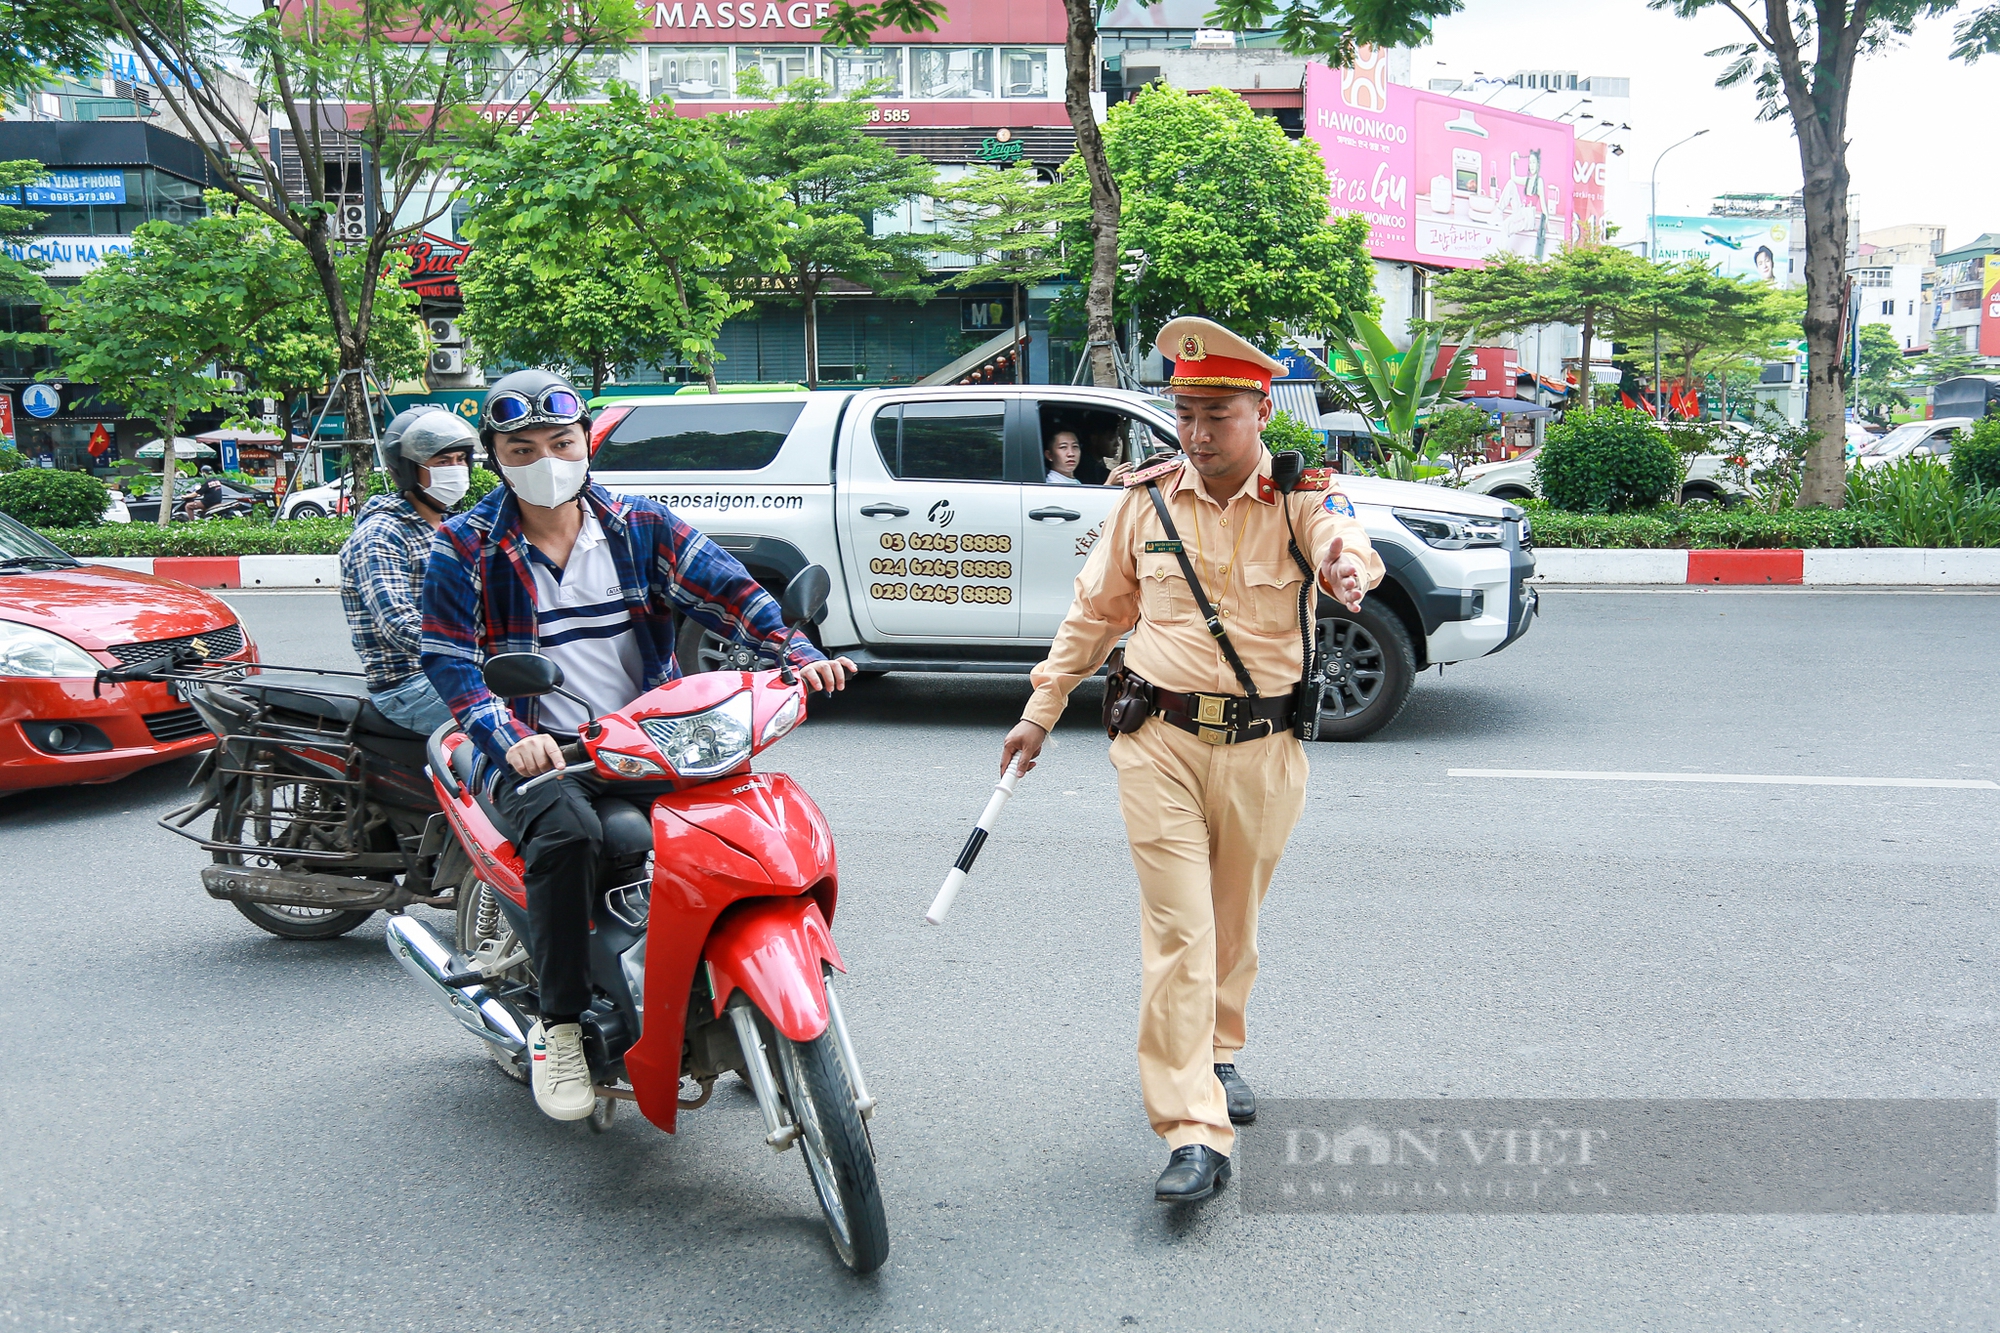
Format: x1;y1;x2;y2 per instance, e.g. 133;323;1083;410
384;914;528;1056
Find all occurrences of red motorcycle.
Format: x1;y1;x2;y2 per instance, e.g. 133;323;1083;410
384;568;887;1272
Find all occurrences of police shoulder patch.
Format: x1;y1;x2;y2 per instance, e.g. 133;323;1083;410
1123;457;1183;487
1322;490;1356;517
1291;467;1334;492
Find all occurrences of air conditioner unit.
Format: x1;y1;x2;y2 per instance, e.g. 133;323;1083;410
336;201;367;241
220;371;249;393
429;347;466;375
427;317;463;345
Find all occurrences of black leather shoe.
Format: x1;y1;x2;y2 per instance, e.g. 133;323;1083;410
1154;1145;1232;1202
1215;1063;1256;1124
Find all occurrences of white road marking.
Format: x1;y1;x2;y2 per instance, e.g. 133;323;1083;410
1448;768;2000;790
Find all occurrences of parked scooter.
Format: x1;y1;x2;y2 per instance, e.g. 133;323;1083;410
385;567;888;1273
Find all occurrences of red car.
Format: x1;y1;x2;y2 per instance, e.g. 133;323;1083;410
0;512;257;793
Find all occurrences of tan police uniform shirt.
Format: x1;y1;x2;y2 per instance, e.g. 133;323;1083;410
1023;454;1384;733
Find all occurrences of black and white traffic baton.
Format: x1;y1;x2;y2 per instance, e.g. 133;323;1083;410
925;757;1025;925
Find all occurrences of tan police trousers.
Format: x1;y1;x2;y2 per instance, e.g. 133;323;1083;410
1109;713;1309;1155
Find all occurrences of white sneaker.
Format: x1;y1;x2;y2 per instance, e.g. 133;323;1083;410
529;1021;595;1121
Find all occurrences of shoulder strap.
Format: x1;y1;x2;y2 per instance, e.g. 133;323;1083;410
1143;480;1261;698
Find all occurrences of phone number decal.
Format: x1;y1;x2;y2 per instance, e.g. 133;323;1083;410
880;532;1014;554
867;582;1013;605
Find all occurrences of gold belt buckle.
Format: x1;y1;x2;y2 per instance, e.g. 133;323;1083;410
1195;694;1227;726
1197;725;1229;745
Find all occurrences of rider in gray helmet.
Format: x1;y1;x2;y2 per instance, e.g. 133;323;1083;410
337;406;481;735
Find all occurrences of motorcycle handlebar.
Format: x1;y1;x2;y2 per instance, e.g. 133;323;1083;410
517;759;596;793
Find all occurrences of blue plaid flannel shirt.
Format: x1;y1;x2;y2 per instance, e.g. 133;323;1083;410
339;493;433;691
420;482;823;767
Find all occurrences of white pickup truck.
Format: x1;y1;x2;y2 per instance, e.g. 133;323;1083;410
587;385;1537;740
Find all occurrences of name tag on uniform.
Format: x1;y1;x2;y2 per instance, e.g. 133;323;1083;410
1144;540;1184;554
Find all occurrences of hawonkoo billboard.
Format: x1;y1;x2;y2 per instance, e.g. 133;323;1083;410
1305;59;1576;270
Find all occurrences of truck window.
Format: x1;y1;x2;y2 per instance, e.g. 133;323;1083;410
872;401;1007;482
595;401;806;471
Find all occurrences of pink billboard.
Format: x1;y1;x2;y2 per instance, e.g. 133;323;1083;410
1306;60;1575;269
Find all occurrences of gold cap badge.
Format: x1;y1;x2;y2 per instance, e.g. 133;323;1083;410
1177;333;1206;361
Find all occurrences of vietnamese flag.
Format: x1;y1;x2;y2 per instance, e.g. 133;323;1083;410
87;424;110;457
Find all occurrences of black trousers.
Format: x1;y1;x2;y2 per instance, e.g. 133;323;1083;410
483;768;604;1021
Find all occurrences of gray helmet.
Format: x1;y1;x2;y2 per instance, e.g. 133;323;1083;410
479;368;590;454
380;407;479;496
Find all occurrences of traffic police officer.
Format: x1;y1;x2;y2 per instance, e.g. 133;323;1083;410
999;316;1384;1203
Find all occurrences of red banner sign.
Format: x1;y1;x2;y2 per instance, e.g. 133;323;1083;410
402;232;471;301
87;423;110;456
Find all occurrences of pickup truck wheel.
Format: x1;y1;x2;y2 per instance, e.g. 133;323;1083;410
1309;599;1416;742
675;616;768;675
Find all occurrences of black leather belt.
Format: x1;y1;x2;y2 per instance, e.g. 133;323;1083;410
1152;687;1298;745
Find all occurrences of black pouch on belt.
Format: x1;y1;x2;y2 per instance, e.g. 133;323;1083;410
1101;646;1155;738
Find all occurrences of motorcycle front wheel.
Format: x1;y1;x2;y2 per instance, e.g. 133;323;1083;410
771;1025;888;1275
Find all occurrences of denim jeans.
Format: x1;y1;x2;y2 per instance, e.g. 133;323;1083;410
369;672;455;735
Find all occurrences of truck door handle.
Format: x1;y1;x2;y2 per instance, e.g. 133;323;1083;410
859;504;909;519
1029;506;1082;523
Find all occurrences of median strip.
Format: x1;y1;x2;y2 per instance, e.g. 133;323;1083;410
1449;768;2000;789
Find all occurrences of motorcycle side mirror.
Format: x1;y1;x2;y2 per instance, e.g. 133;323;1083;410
781;565;831;629
482;652;563;698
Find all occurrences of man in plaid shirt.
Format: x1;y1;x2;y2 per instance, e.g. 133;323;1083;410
338;408;479;733
419;369;854;1121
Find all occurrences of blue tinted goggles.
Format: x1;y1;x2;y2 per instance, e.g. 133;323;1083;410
482;387;587;433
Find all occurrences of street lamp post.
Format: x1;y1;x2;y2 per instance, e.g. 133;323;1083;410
1649;129;1709;421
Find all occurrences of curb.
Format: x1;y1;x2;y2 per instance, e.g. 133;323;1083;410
86;555;341;588
1531;548;2000;586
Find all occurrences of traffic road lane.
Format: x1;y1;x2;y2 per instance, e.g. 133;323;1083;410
2;590;1995;1330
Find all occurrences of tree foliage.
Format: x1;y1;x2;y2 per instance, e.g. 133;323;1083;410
0;160;52;309
1651;0;2000;506
44;208;317;524
1849;323;1912;423
1073;83;1376;351
97;0;639;473
0;468;110;528
0;0;105;101
457;229;677;396
725;73;936;388
1434;245;1661;411
457;84;787;393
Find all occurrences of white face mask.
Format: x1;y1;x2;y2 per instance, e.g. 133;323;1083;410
420;464;469;508
501;455;589;509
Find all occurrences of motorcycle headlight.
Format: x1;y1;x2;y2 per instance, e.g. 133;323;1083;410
0;620;101;678
759;692;802;746
596;748;666;779
1393;508;1505;551
640;692;753;779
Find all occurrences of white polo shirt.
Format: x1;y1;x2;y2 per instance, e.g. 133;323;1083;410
527;510;645;734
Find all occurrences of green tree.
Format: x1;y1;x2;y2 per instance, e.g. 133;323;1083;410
1849;323;1911;423
0;3;105;101
726;73;937;389
1323;308;1478;479
1422;402;1494;481
458;230;677;396
1535;405;1679;513
1433;246;1657;411
1654;0;2000;506
0;161;52;308
1914;347;1988;390
45;209;315;524
457;84;786;394
936;160;1082;387
1614;259;1796;413
98;0;638;478
1074;83;1375;352
822;0;1462;388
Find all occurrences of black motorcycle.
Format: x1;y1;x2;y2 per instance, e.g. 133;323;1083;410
110;652;466;940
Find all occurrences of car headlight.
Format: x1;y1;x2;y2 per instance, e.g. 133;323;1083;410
760;692;802;746
1393;508;1505;551
640;691;753;778
0;620;101;678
